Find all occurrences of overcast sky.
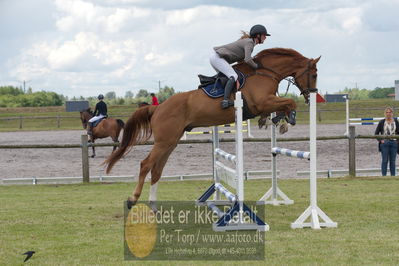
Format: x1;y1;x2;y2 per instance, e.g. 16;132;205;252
1;0;398;97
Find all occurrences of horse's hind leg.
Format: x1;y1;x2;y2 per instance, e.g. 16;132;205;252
148;146;175;212
111;136;118;152
90;138;96;158
127;142;175;209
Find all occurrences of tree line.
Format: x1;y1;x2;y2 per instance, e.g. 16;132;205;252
0;86;176;107
0;84;394;107
0;86;65;107
330;86;395;100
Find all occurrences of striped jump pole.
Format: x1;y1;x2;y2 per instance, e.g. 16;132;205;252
196;91;269;232
348;117;397;126
257;112;294;206
345;96;397;134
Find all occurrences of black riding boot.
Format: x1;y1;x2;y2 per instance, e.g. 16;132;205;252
87;122;93;136
221;77;235;109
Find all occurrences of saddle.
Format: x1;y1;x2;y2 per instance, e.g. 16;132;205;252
92;117;107;127
198;70;246;98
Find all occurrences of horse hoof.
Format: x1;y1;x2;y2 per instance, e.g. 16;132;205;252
91;155;95;158
149;201;158;213
127;198;137;210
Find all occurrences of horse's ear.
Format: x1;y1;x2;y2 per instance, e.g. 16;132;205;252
313;56;321;64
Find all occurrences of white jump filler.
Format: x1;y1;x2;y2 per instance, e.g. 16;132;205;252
197;91;269;231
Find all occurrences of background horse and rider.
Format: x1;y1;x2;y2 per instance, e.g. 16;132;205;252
104;47;320;208
79;109;125;157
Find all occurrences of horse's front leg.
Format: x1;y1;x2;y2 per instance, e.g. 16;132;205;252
264;96;297;125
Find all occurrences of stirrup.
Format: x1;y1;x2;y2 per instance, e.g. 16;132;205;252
221;99;234;109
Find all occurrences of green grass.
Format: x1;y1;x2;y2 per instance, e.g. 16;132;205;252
1;98;399;131
1;177;398;265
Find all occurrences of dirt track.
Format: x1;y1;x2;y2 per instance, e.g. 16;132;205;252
0;123;383;180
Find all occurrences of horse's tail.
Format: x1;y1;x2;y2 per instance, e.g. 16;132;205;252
116;119;125;129
104;105;157;173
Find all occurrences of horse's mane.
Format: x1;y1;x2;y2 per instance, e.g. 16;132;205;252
81;108;93;115
235;48;306;70
255;48;305;60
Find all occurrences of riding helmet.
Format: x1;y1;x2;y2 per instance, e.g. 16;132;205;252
98;94;104;100
250;24;271;37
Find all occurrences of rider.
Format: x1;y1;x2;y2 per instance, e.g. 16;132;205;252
88;94;108;135
210;24;270;109
150;93;159;105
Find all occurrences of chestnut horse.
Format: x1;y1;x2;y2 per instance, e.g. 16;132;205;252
79;109;125;157
105;48;320;208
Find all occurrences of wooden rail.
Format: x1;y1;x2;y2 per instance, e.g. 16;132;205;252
1;127;395;182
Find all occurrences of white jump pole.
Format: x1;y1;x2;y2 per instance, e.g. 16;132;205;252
344;95;349;136
258;112;294;205
291;90;337;229
234;92;245;223
212;125;221;201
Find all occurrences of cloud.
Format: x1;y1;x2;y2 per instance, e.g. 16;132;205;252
1;0;399;97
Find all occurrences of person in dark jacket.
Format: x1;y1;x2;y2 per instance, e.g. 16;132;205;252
210;24;270;109
375;107;399;176
88;94;107;135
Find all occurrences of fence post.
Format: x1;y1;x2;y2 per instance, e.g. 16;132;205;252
57;114;60;128
348;126;356;177
19;116;23;129
81;135;90;183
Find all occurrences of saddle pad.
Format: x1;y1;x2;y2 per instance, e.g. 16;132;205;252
200;70;246;98
93;117;106;127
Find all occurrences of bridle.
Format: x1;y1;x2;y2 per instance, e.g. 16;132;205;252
248;58;316;103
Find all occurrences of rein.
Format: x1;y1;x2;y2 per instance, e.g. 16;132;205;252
245;58;313;100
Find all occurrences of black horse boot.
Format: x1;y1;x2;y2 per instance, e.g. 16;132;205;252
271;113;285;125
221;76;235;109
285;110;297;125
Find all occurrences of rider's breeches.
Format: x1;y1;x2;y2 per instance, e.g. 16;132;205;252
209;51;238;81
88;114;105;123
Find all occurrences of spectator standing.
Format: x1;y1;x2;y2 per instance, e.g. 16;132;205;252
375;107;399;176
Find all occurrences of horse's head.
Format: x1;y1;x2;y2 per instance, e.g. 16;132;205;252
79;108;92;129
292;56;320;103
254;48;320;104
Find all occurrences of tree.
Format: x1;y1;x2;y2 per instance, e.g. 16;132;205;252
105;91;116;100
135;89;149;98
125;90;134;98
369;87;394;99
0;86;24;96
158;86;175;102
339;87;369;100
